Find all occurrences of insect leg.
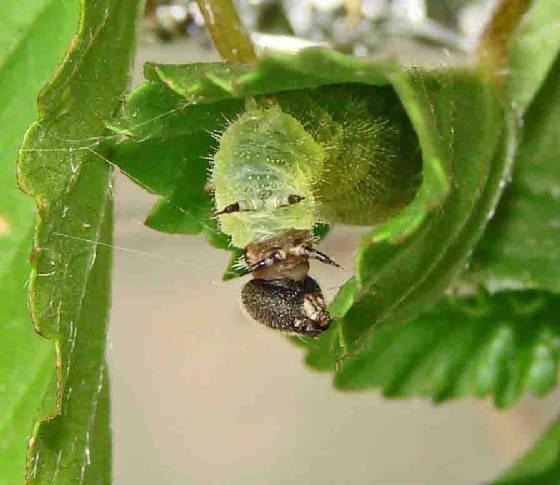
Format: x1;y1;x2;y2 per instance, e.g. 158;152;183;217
245;250;286;274
289;245;342;268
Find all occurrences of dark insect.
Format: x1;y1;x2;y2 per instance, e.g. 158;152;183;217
212;87;419;336
240;229;338;336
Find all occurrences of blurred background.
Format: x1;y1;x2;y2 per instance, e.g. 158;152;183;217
108;1;560;483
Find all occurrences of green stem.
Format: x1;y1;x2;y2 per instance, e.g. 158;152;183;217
195;0;257;64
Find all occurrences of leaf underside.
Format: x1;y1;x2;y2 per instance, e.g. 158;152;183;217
468;55;560;294
505;0;560;113
0;0;78;483
16;0;141;482
321;31;560;407
314;290;559;409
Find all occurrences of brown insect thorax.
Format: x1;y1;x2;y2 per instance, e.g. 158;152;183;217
245;229;312;281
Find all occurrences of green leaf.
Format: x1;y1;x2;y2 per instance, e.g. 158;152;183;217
143;49;391;102
493;415;560;484
16;0;141;481
26;206;114;484
321;6;560;409
109;53;416;291
303;40;560;404
145;48;396;99
143;61;253;103
468;55;560;293
110;49;512;358
0;231;55;485
110;52;404;245
108;80;242;260
506;0;560;113
319;291;559;408
332;68;511;352
221;247;245;281
0;1;78;483
111;51;405;242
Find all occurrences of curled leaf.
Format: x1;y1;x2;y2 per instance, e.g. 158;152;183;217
109;48;514;374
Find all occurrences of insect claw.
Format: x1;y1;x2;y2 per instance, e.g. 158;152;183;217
305;246;342;269
215;202;241;217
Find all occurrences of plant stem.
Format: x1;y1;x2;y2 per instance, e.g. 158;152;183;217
476;0;532;74
195;0;257;64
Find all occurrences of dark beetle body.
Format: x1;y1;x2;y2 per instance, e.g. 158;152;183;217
242;276;330;336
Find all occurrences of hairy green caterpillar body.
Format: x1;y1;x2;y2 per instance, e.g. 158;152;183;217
213;102;323;248
212;85;420;336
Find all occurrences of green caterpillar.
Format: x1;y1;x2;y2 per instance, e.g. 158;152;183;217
212;84;421;336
